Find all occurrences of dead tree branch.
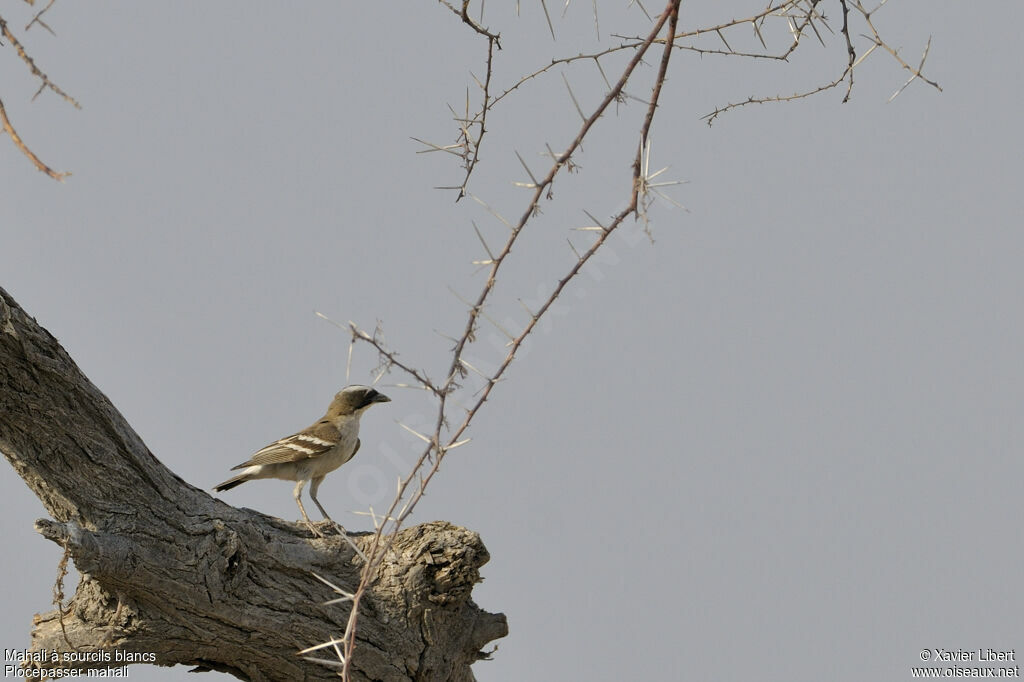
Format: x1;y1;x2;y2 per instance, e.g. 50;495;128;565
0;7;77;179
339;2;684;679
337;2;942;679
0;287;505;681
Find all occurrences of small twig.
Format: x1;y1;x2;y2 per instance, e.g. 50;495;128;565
0;97;70;180
838;0;856;102
455;35;498;199
25;0;58;34
0;14;80;108
53;539;78;650
346;321;441;397
631;1;679;215
437;0;502;43
886;36;941;101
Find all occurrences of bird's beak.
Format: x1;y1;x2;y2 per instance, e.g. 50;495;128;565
372;392;391;404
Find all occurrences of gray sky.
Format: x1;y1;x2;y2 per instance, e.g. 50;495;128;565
2;3;1022;681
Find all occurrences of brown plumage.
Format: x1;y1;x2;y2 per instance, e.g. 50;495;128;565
214;385;390;534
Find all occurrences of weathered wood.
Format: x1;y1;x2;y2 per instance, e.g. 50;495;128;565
0;286;506;681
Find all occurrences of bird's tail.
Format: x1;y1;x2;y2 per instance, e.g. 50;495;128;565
213;475;248;492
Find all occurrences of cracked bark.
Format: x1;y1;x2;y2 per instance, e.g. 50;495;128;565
0;286;507;681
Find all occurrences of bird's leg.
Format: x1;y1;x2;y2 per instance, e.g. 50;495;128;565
309;476;344;535
293;480;324;538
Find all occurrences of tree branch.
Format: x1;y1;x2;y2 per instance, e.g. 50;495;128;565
0;286;505;681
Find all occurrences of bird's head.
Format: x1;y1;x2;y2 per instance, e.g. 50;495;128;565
327;385;391;417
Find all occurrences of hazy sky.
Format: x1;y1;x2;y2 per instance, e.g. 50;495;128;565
2;3;1022;681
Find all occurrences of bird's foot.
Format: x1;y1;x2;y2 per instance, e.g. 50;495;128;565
321;518;348;536
304;519;327;538
303;519;349;538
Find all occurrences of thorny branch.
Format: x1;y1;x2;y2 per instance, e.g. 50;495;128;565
346;322;441;399
337;2;679;675
701;0;941;123
338;2;683;679
418;0;941;198
838;0;857;101
438;0;501;43
320;2;941;679
495;1;939;129
632;2;679;216
415;5;500;199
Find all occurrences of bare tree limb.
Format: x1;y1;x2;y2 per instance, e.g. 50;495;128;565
0;287;505;681
0;8;77;179
0;96;69;180
338;2;684;678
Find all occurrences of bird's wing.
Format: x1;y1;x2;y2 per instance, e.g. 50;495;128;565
233;421;340;468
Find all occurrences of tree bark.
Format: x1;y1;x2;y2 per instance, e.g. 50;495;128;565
0;286;507;681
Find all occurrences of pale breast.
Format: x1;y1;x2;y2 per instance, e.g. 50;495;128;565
308;425;359;477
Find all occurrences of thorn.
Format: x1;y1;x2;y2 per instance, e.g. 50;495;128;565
340;532;368;562
459;357;494;381
540;0;556;39
715;28;732;52
567;238;582;261
514;150;540;188
561;73;587;122
752;20;767;49
472;221;497;261
852;42;878;69
469;194;513;229
300;657;345;669
297;638;347;656
517;299;538;320
410;137;464;157
346;337;354;384
398;421;433;444
315;311;346;331
581;210;608;232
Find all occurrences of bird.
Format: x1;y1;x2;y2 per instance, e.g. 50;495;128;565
213;385;390;534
